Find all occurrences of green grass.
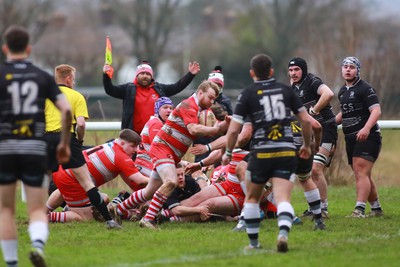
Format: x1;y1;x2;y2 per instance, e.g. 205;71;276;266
9;129;398;266
13;186;400;267
83;128;400;187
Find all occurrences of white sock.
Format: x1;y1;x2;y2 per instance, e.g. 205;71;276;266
1;239;18;264
28;221;48;249
277;201;294;240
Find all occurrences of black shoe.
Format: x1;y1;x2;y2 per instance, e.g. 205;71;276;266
301;209;313;218
29;248;46;267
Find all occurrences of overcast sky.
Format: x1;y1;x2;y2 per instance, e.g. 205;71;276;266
365;0;400;18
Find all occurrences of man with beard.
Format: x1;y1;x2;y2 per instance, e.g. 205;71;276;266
103;61;200;135
109;81;230;229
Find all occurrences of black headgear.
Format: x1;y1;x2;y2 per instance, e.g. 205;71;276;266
288;57;308;81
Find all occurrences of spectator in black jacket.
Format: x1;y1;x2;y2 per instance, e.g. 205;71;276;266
103;61;200;134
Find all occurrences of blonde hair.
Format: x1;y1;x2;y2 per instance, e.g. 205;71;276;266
197;80;220;97
54;64;76;83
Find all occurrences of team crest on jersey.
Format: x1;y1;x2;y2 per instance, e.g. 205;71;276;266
152;94;158;99
349;91;355;98
12;120;33;137
299;90;304;97
291;121;301;133
267;125;283;140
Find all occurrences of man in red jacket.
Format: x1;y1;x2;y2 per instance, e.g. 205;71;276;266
103;61;200;134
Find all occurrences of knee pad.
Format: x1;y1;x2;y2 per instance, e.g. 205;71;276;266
297;172;311;181
314;153;328;166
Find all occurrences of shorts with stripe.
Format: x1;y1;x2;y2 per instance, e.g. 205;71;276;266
150;143;180;169
0;154;48;187
213;179;245;214
53;169;90;207
135;155;153;177
247;149;297;184
296;151;313;175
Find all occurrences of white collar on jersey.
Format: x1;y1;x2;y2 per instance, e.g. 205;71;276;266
192;93;201;108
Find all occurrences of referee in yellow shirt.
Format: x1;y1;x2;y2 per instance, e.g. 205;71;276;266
45;64;121;229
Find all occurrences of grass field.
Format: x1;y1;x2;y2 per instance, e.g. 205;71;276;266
84;129;400;187
9;129;400;266
13;186;400;267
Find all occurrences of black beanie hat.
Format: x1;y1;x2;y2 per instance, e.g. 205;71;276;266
288;57;308;81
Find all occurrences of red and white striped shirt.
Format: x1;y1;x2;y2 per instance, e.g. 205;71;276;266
152;94;201;159
140;115;163;152
80;140;139;186
135;116;163;176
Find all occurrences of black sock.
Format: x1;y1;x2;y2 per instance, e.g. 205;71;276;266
6;260;18;267
87;187;112;221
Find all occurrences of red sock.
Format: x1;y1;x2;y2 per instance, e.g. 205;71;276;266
144;191;168;221
118;189;147;215
48;212;67;223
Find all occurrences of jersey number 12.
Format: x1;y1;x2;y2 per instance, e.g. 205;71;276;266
8;81;39;115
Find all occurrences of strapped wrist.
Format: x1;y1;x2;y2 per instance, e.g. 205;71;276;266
199;160;205;168
309;107;319;115
206;143;212;152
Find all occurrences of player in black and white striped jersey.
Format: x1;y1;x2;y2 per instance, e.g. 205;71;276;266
288;57;337;217
0;25;72;267
336;56;383;218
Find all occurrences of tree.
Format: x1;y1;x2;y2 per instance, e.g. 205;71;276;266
0;0;54;63
32;1;106;86
104;0;182;73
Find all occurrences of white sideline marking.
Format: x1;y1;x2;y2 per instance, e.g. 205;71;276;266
110;231;400;267
112;249;274;267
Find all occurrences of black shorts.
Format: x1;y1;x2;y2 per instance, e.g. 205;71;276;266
0;154;48;187
321;121;338;145
296;151;313;175
45;133;85;171
345;132;382;165
247;149;297;184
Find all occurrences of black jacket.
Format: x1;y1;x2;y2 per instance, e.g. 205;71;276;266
103;72;195;130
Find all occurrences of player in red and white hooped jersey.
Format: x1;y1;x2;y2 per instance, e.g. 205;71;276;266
47;129;149;223
135;97;173;177
111;81;230;229
140;80;231;228
174;148;248;222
